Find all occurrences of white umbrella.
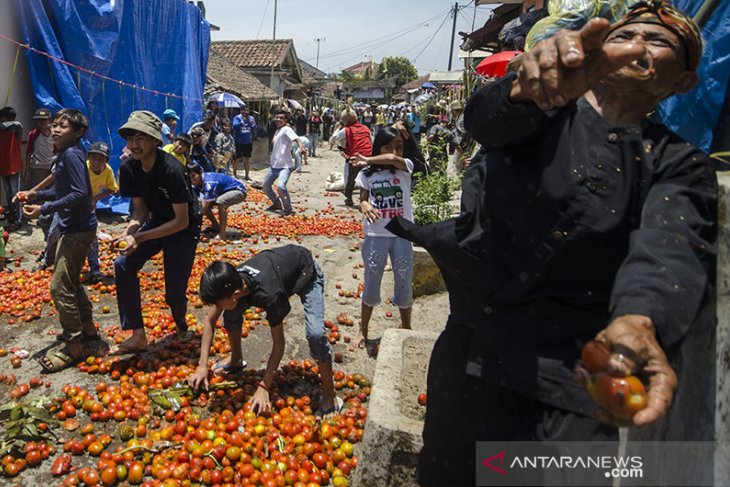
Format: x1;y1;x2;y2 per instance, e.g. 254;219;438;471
207;92;245;108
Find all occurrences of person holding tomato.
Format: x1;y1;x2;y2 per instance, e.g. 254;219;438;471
388;2;715;485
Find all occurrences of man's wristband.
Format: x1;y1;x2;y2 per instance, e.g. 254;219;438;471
257;381;269;391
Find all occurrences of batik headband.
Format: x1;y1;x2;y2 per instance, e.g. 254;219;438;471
608;0;702;71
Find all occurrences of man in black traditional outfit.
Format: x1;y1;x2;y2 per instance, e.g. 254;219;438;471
388;2;716;485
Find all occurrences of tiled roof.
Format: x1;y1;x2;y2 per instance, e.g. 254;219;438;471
298;58;327;85
400;75;431;91
205;51;278;101
210;39;294;69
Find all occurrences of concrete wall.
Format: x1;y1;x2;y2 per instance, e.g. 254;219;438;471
715;173;730;485
1;2;36;134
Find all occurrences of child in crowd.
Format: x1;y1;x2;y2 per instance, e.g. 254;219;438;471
190;127;214;172
188;163;247;240
0;106;24;231
24;108;54;189
352;126;414;350
211;119;235;174
86;142;119;283
189;245;341;417
162;133;192;166
21;109;98;372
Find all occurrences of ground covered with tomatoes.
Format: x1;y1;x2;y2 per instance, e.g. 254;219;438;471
0;146;449;486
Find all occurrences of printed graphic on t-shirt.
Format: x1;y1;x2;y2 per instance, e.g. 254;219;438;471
371;176;405;220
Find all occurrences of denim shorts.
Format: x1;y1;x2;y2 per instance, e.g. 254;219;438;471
360;236;413;308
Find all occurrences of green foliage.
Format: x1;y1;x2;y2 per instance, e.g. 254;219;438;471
412;170;457;225
378;57;418;86
0;398;58;456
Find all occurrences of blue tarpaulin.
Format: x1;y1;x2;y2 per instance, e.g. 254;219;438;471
14;0;210;211
657;0;730;153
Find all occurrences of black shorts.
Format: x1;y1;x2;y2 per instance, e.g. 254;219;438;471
235;143;253;158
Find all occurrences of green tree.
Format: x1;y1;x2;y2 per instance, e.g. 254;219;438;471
378;57;418;86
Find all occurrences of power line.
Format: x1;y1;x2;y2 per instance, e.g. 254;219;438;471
412;9;451;63
255;0;270;39
310;8;451;65
321;13;450;73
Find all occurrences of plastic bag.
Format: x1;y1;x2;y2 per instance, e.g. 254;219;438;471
525;0;641;50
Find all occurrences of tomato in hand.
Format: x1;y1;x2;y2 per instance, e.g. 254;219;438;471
587;373;647;421
581;340;611;374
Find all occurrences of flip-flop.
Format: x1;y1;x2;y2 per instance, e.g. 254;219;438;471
315;397;344;419
39;347;82;373
211;358;248;376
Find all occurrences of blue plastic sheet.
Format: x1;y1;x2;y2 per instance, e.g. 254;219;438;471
14;0;210;212
656;0;730;153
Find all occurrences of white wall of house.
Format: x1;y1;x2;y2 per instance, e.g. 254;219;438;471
1;1;37;138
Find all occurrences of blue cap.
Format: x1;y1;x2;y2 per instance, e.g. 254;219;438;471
163;109;180;121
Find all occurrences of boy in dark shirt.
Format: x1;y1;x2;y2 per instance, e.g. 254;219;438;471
112;111;201;354
189;245;340;417
22;109;98;372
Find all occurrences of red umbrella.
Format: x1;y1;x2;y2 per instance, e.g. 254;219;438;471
475;50;522;78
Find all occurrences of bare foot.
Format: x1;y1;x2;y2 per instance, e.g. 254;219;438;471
109;335;148;355
355;333;366;349
316;396;343;420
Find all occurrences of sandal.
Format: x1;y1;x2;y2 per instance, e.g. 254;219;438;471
211;358;247;376
39;346;82;373
315;397;344;420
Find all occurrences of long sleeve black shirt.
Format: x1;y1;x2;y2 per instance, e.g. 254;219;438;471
389;74;717;416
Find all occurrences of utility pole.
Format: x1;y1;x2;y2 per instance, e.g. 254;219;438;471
270;0;278;91
314;37;326;69
448;2;458;71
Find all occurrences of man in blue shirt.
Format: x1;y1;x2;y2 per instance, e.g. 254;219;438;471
189;164;247;240
232;105;256;181
20;109;98;372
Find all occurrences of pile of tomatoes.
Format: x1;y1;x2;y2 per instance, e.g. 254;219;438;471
1;441;56;478
41;358;369;486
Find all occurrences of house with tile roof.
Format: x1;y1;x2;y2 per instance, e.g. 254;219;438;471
205;51;278;102
210;39;304;99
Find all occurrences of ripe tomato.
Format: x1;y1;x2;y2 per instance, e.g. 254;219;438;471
587;373;648;420
581;340;611;373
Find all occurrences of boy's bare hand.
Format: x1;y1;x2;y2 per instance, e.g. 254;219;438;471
22;204;41;219
113;234;138;256
13;190;34;204
251;387;271;414
188;365;209;390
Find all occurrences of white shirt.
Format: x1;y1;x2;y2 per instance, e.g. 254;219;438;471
270;125;298;168
355;158;414;237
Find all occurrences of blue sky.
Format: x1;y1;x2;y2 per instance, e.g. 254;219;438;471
204;0;496;74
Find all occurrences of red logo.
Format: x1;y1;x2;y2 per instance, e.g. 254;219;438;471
393;177;400;184
482;451;507;475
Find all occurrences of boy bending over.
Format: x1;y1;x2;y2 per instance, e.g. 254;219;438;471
189;245;339;416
